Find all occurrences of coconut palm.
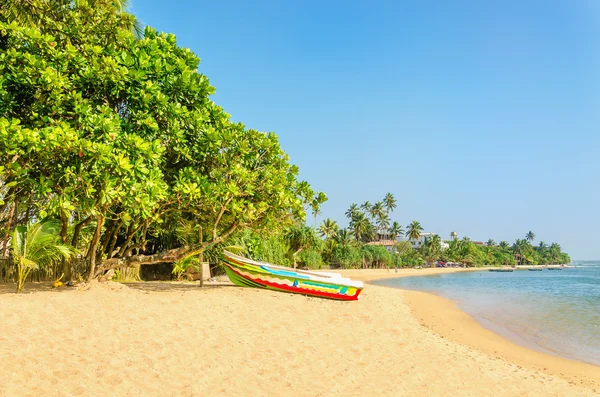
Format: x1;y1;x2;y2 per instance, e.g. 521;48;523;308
538;241;547;251
334;228;354;246
310;192;327;227
369;202;385;222
421;234;441;266
486;239;495;246
377;213;390;241
525;231;535;243
318;218;338;240
512;239;529;255
405;221;424;241
383;192;397;214
388;222;404;241
350;212;372;242
360;201;372;213
345;203;359;220
10;220;76;293
499;241;509;250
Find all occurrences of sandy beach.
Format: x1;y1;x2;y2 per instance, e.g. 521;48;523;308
0;269;598;396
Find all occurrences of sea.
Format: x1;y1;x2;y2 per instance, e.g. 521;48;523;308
372;261;600;366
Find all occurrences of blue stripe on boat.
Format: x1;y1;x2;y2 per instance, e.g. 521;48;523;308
260;266;311;279
300;280;340;289
340;286;348;294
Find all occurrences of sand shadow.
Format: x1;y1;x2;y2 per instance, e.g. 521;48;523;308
122;281;235;293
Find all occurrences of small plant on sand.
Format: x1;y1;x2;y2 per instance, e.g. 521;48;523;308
172;256;200;281
11;220;76;293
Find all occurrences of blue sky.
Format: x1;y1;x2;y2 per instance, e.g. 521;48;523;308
132;1;600;259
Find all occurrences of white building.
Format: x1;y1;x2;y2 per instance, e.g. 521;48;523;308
409;232;449;250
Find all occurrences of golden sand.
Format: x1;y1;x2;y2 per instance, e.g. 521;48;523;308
0;270;598;396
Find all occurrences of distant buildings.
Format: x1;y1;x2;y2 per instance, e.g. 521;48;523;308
367;231;450;253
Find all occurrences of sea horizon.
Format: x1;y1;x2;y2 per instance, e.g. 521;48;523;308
373;261;600;366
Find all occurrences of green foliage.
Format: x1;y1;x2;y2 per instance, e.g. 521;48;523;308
0;0;315;283
297;249;323;269
172;256;200;280
10;220;76;292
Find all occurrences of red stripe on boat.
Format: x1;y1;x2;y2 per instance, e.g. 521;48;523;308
223;263;361;301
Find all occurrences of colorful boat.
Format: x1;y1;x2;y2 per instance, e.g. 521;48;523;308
220;251;364;301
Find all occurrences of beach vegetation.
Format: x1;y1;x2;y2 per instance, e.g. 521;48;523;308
10;220;75;292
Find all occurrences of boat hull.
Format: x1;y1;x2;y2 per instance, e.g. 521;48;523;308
221;252;363;301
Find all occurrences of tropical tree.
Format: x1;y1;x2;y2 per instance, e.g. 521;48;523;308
0;3;318;281
310;192;328;227
283;226;320;268
526;231;535;243
405;221;424;241
369;202;385;224
349;212;372;242
10;220;76;292
421;234;441;266
318;218;338;240
498;241;509;250
377;213;390;241
383;192;397;214
388;222;404;241
345;203;359;220
334;228;354;246
537;241;547;254
360;201;372;213
486;239;495;246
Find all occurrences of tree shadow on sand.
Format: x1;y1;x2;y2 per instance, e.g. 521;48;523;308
123;281;235;293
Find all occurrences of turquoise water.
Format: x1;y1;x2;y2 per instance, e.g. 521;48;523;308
372;262;600;366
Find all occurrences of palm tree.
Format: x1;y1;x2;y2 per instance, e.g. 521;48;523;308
405;221;424;241
383;192;397;214
377;213;390;241
499;241;509;250
310;192;327;227
284;226;320;268
334;228;354;246
486;239;495;246
538;241;547;251
360;201;372;213
388;222;404;241
549;243;561;264
350;212;372;242
525;231;535;243
421;234;441;266
345;203;359;220
370;202;385;221
318;218;338;240
10;220;76;293
369;202;385;239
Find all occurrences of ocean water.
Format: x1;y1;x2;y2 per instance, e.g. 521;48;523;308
372;262;600;366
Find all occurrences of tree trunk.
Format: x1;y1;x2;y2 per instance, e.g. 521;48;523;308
87;214;106;281
292;248;303;269
2;201;16;257
198;226;203;287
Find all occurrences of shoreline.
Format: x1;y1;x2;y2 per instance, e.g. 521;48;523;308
336;268;600;389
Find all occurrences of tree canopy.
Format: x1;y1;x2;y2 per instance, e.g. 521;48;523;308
0;0;317;281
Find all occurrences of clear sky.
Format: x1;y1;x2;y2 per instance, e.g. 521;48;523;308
131;0;600;259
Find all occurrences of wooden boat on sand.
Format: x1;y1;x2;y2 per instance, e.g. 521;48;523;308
220;251;364;301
